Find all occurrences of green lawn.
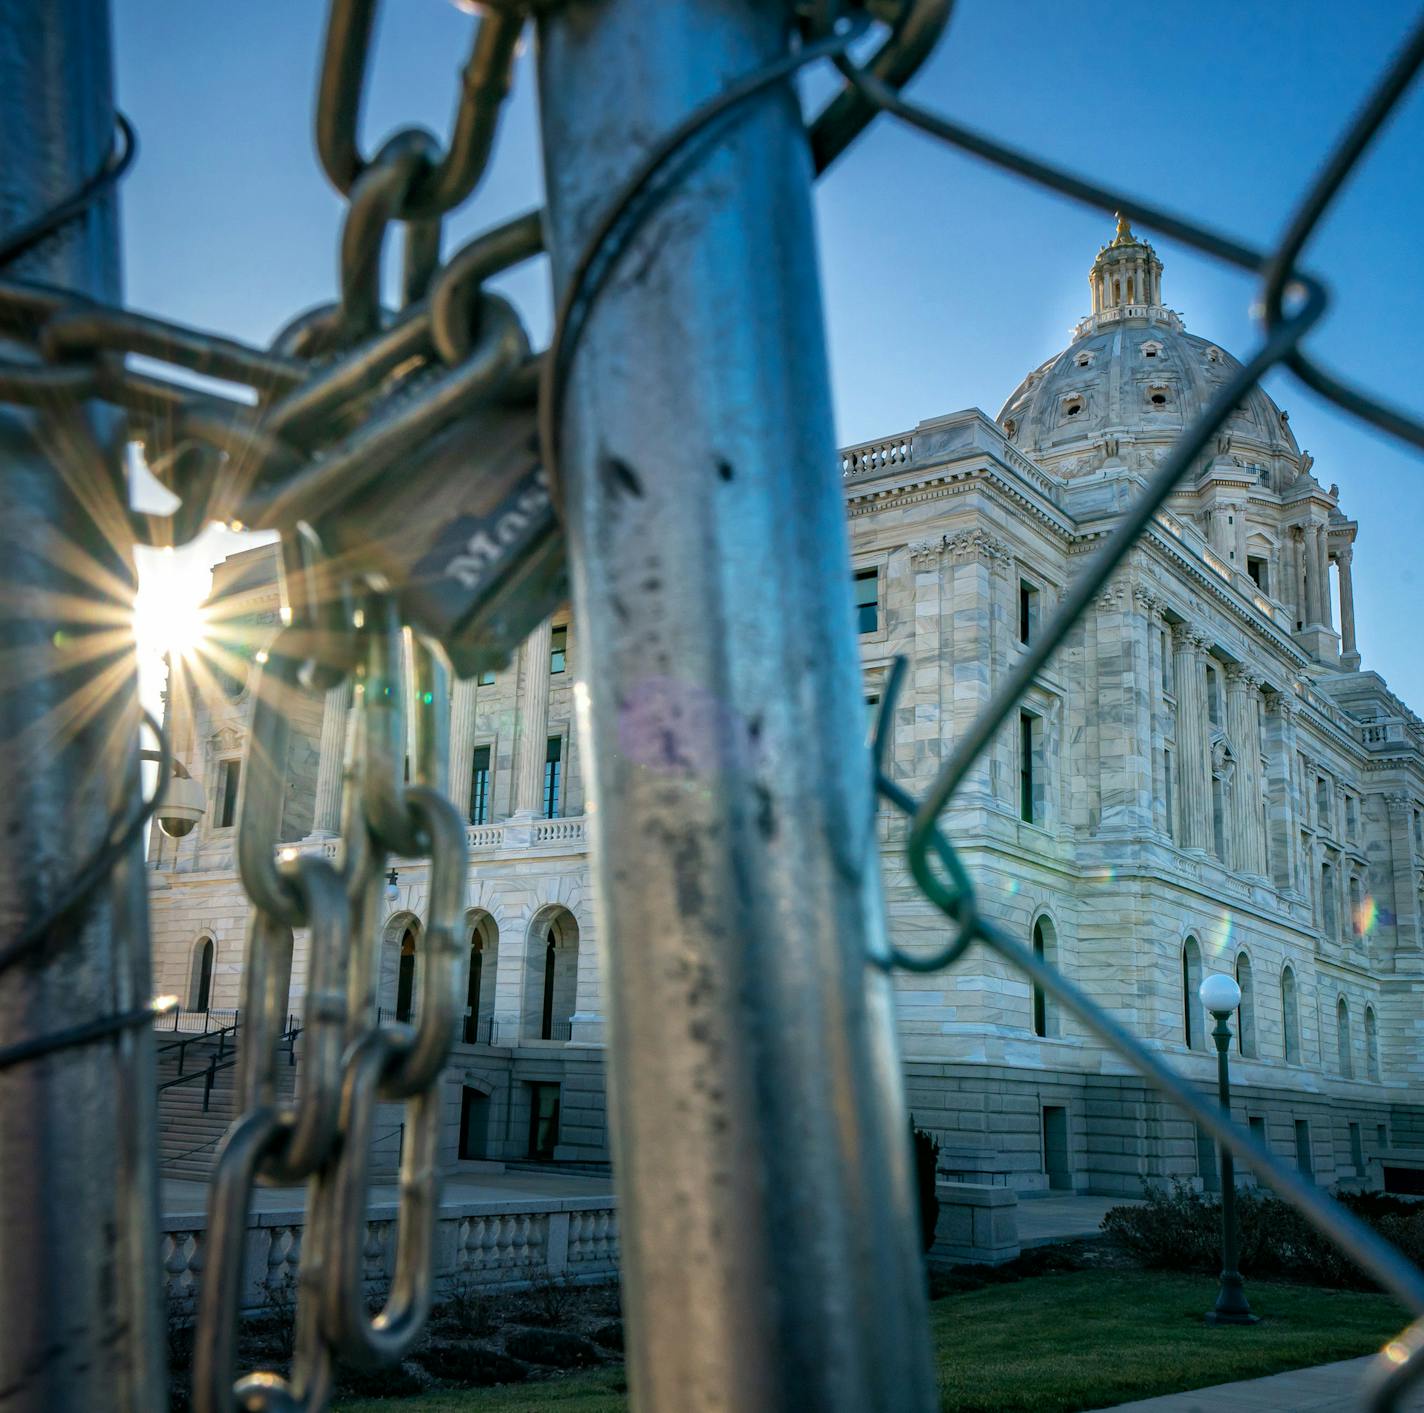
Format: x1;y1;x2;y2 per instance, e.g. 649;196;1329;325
336;1270;1407;1413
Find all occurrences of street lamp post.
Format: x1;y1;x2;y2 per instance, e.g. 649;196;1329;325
1199;973;1259;1327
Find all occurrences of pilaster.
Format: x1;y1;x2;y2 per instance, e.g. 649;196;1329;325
945;529;1009;806
512;618;554;817
309;677;353;837
1224;666;1266;878
1170;623;1212;852
1385;793;1423;975
448;676;479;821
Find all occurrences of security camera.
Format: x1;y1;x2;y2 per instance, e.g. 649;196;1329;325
157;768;207;839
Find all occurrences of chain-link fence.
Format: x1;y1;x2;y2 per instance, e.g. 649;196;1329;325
0;0;1422;1409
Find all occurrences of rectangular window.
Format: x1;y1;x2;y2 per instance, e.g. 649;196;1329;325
550;625;567;675
469;745;491;826
1246;555;1269;594
1414;808;1423;853
1344;794;1358;839
1019;711;1037;824
865;693;881;747
1248;1115;1267;1146
1316;776;1331;832
1163;747;1175;841
1196;1125;1220;1193
218;759;241;829
1160;628;1172;694
1294;1119;1314;1177
527;1082;561;1162
1379;1123;1390;1151
1350;1121;1365;1175
542;737;563;819
1205;664;1221;728
853;567;879;634
1018;579;1039;645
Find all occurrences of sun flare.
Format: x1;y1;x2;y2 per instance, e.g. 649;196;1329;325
132;545;213;665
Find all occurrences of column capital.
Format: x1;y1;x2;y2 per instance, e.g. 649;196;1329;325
1385;791;1412;818
907;538;944;570
1264;690;1298;720
1097;580;1128;611
945;527;1011;564
1132;583;1167;618
1171;621;1212;654
1224;663;1263;694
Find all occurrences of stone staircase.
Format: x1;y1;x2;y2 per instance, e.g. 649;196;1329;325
155;1017;299;1181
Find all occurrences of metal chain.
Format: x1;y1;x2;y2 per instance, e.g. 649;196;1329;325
2;0;1422;1407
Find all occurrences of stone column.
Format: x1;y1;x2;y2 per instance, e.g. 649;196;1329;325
1225;667;1265;877
1315;525;1333;631
1232;503;1248;571
309;678;353;837
1285;526;1303;627
1171;624;1212;852
448;676;479;821
512;617;554;817
1337;543;1360;669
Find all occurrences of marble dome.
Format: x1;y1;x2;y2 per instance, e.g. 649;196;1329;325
997;218;1301;477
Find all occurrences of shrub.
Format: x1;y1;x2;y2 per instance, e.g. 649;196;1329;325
911;1119;941;1253
1102;1179;1424;1291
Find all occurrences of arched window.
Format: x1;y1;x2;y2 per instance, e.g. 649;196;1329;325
1031;917;1058;1038
396;926;417;1023
1337;997;1352;1078
1234;952;1255;1058
524;907;581;1042
1281;966;1300;1063
463;912;498;1044
190;937;215;1013
1365;1005;1380;1080
1181;937;1204;1049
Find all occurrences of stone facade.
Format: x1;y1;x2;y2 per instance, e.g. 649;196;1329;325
149;223;1424;1194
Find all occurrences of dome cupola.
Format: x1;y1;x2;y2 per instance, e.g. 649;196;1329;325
1088;214;1164;323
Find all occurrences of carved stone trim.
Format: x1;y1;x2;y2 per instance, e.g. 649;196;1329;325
944;528;1011;564
907;539;945;570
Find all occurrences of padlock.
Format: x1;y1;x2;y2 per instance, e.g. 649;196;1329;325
310;389;566;681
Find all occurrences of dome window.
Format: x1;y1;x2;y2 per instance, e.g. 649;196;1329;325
1076;352;1092;367
1062;396;1085;419
1206;346;1224;364
1146;384;1171;409
1141;340;1164;360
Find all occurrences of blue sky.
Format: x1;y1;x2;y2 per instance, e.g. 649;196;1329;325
116;1;1424;708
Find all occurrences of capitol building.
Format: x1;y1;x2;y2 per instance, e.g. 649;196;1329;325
148;222;1424;1197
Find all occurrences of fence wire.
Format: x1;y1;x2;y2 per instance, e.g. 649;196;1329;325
1;0;1423;1408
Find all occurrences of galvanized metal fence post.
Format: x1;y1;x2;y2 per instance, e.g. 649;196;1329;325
535;4;937;1408
0;1;166;1408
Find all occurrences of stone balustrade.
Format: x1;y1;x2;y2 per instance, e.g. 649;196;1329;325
281;816;589;865
161;1194;620;1318
841;433;914;478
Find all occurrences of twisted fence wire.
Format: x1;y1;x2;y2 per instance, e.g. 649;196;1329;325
837;14;1424;1407
1;1;1422;1405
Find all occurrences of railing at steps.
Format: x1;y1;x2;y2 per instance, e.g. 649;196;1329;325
156;1013;303;1113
